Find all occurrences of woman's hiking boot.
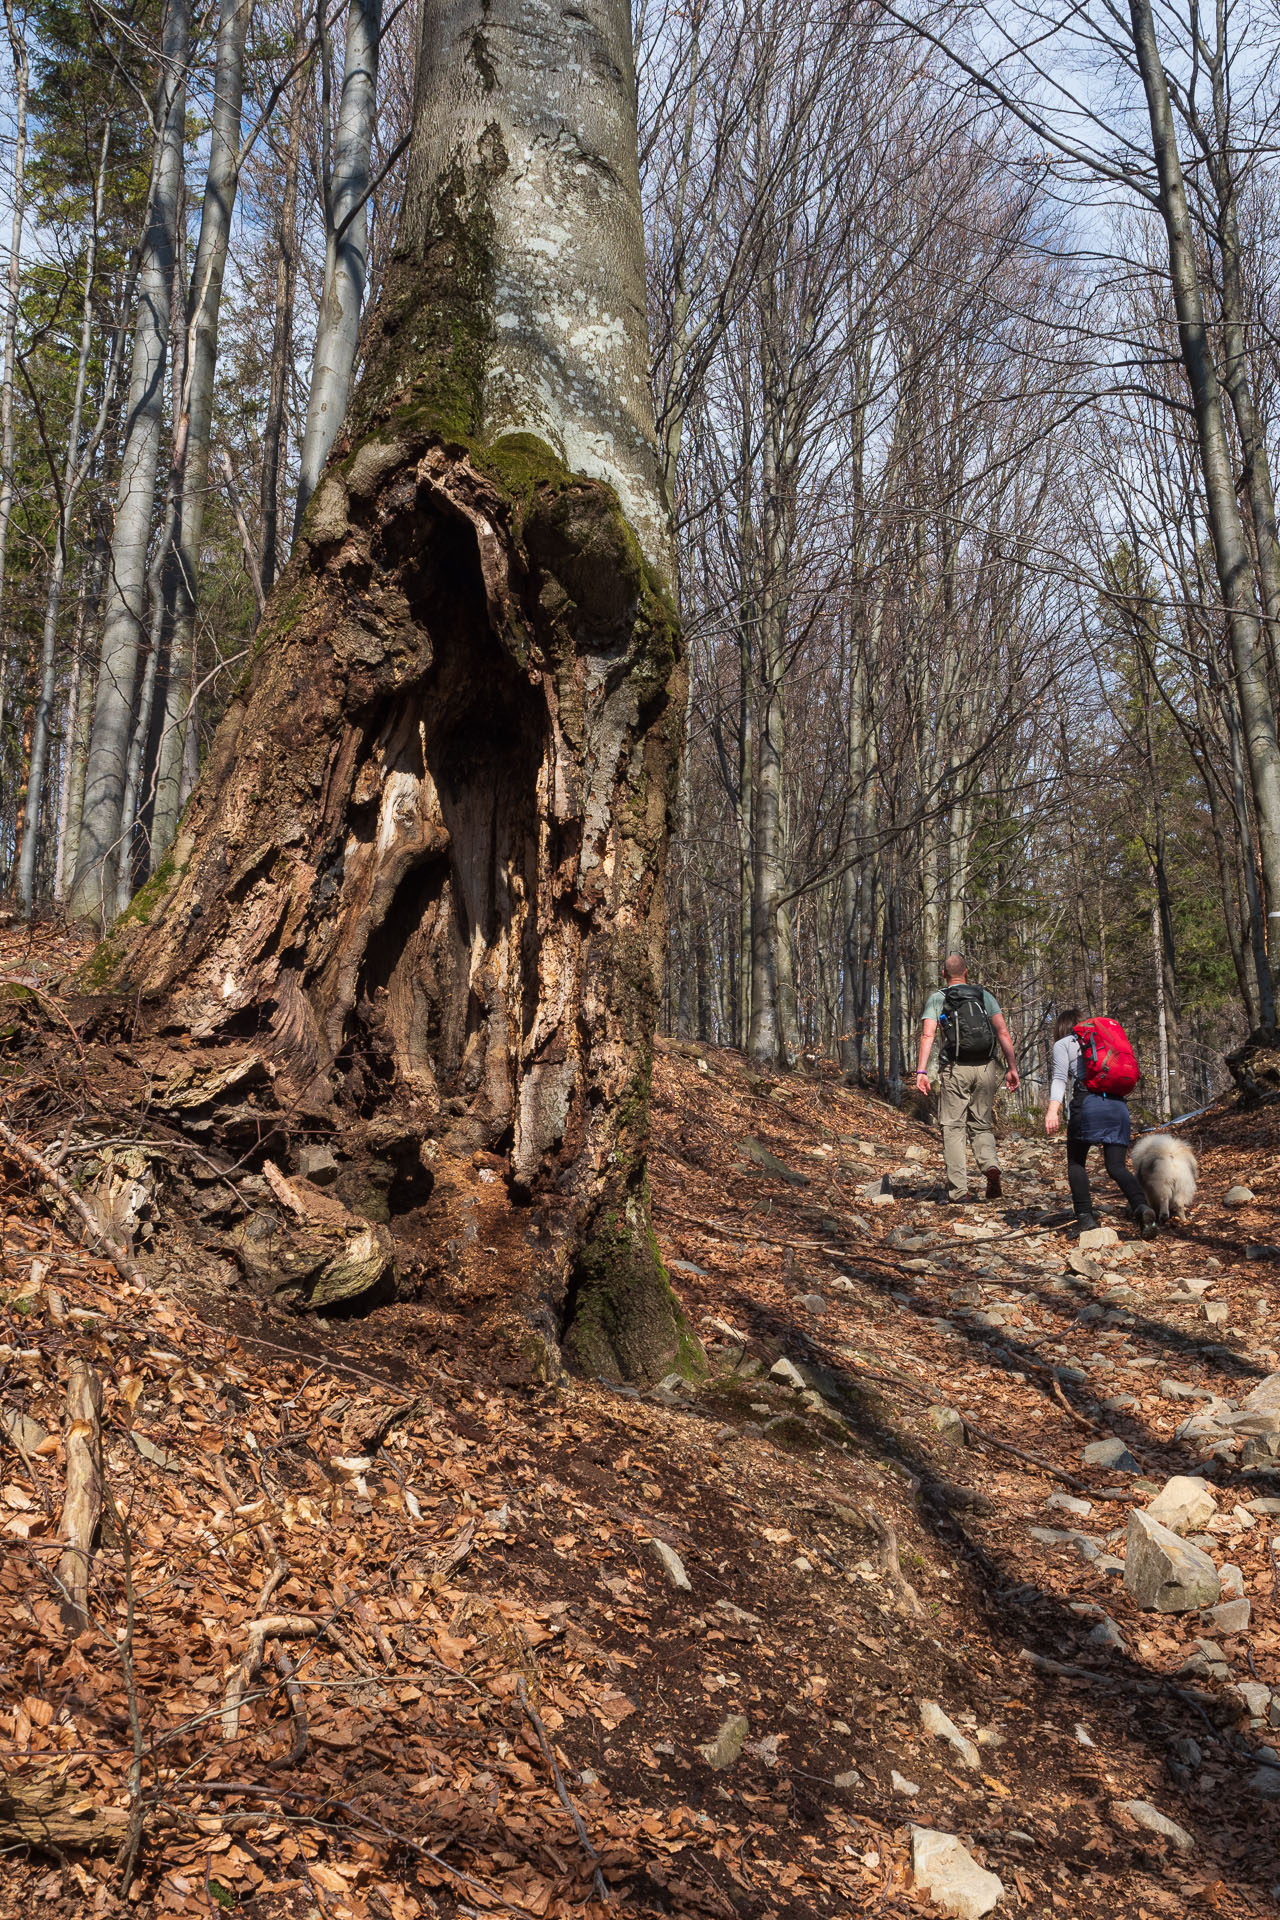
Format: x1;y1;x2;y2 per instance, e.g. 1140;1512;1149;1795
1074;1212;1100;1234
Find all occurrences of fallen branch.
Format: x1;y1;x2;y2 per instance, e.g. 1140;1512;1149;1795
0;1115;147;1289
0;1770;128;1853
57;1360;103;1632
266;1646;309;1769
222;1615;323;1741
517;1675;609;1905
863;1508;924;1616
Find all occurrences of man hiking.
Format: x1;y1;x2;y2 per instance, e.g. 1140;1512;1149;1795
915;954;1020;1203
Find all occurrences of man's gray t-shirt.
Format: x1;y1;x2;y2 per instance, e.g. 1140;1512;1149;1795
923;987;1001;1023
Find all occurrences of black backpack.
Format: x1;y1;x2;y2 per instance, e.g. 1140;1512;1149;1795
941;985;997;1064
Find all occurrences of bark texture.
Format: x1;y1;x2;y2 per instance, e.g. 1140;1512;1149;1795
94;0;693;1385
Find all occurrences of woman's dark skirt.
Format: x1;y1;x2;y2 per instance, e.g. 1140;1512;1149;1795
1067;1090;1132;1146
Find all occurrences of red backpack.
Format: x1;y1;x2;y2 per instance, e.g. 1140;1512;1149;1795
1074;1017;1140;1096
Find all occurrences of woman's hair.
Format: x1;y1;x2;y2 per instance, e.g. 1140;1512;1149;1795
1054;1008;1083;1043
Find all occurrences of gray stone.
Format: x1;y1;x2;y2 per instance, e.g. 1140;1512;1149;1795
1116;1800;1195;1852
1224;1185;1255;1207
892;1770;920;1796
1160;1379;1212;1401
1245;1245;1280;1261
1208;1597;1251;1634
648;1539;692;1591
1243;1373;1280;1412
1099;1396;1138;1415
1201;1301;1230;1326
1146;1475;1218;1534
833;1769;862;1789
740;1138;810;1185
910;1828;1005;1919
1083;1437;1139;1473
1047;1492;1092;1517
697;1713;749;1769
1248;1766;1280;1798
296;1143;339;1185
1087;1616;1127;1652
794;1293;827;1315
1124;1510;1220;1613
919;1700;980;1769
1225;1407;1280;1434
928;1405;966;1446
1237;1681;1272;1717
769;1357;807;1390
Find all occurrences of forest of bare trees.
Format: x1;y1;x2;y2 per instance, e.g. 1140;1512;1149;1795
2;0;1280;1125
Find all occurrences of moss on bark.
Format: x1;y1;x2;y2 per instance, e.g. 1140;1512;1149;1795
563;1177;702;1383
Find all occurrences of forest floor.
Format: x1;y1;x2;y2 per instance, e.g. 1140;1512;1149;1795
2;926;1279;1920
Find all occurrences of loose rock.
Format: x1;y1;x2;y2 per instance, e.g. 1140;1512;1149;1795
1082;1437;1139;1473
697;1713;748;1769
1146;1474;1218;1534
648;1539;692;1591
769;1357;807;1390
928;1405;966;1446
1124;1510;1220;1612
1223;1185;1255;1207
911;1827;1005;1919
1116;1800;1195;1852
919;1699;980;1769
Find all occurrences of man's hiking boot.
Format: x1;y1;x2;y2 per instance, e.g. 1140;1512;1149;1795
1136;1205;1158;1240
985;1167;1002;1201
1074;1212;1100;1234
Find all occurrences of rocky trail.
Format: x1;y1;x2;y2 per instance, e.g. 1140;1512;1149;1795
2;936;1280;1919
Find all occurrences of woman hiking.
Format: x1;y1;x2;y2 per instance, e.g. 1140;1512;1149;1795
1045;1009;1157;1238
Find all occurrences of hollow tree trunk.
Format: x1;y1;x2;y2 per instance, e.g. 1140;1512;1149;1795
94;0;695;1387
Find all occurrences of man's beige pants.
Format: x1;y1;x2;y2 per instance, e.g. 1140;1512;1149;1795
937;1059;1002;1199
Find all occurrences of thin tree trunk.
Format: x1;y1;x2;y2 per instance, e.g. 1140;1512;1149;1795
53;574;90;908
17;119;110;913
69;0;190;923
1129;0;1280;1014
152;0;249;868
259;0;307;596
292;0;382;536
0;3;27;794
1151;893;1170;1120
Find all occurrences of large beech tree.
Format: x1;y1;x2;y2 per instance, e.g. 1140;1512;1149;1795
97;0;695;1384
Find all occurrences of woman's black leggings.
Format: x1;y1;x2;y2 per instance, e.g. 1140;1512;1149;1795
1066;1138;1146;1217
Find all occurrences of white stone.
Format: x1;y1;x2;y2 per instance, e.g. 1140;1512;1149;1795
1117;1800;1195;1851
769;1357;806;1390
647;1538;691;1591
1124;1510;1220;1613
919;1700;980;1769
892;1770;920;1796
1146;1475;1218;1534
911;1827;1005;1918
1078;1225;1119;1251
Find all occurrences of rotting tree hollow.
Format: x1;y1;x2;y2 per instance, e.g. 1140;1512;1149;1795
92;0;699;1384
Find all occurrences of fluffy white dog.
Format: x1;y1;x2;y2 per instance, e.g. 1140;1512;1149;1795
1131;1132;1198;1223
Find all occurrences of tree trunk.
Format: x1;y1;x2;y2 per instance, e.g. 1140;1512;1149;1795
1129;0;1280;1015
69;0;190;923
152;0;249;867
94;0;695;1388
293;0;383;536
0;3;27;776
260;0;307;597
16;118;109;913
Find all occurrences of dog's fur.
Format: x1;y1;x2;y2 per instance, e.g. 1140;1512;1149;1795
1131;1132;1198;1222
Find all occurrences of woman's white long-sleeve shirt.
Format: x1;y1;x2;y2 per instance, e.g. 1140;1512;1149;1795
1049;1033;1081;1106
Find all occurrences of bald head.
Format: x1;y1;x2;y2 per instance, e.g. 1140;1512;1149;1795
943;954;968;983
